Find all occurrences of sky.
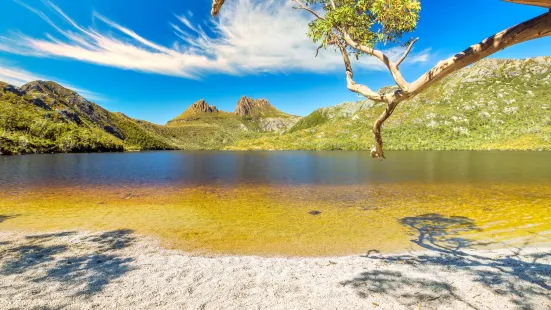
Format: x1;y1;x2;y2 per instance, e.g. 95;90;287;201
0;0;550;124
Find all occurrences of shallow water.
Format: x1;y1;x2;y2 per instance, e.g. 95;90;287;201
1;151;550;256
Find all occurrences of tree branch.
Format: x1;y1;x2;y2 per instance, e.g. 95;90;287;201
368;10;551;159
336;41;384;102
340;31;411;91
211;0;226;17
292;0;325;20
396;38;419;68
406;10;551;99
372;100;400;159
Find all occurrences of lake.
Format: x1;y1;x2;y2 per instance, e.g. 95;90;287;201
1;151;550;256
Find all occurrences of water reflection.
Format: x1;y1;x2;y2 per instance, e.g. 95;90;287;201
1;151;550;187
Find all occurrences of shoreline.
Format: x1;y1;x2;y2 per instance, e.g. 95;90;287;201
1;230;549;309
3;148;551;157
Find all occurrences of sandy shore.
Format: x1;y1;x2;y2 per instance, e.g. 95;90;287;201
0;229;550;310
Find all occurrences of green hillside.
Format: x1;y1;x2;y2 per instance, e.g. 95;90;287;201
164;97;298;149
1;57;550;155
228;57;551;151
0;84;291;154
0;81;183;154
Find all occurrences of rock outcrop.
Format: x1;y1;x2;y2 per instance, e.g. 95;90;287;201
168;99;220;123
187;99;219;114
233;96;300;132
259;117;300;132
168;96;299;133
234;96;277;118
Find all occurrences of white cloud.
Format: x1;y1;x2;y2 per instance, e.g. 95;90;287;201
0;62;105;101
0;0;431;79
0;66;43;86
408;48;432;64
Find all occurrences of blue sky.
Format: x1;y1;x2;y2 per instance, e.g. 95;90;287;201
0;0;549;124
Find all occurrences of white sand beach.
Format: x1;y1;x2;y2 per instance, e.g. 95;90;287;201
0;230;549;310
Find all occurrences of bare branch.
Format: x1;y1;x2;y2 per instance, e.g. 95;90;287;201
396;38;419;68
315;44;323;57
372;100;400;159
368;10;551;159
335;41;384;102
339;31;411;91
211;0;226;17
406;10;551;99
504;0;551;9
292;0;325;20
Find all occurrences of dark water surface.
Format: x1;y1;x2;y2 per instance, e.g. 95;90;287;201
1;151;550;187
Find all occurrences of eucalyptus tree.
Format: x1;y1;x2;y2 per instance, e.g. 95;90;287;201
212;0;551;158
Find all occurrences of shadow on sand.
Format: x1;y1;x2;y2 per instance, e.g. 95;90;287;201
341;214;551;309
0;226;135;296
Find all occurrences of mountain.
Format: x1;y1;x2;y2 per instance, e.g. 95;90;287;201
169;99;220;122
2;57;549;155
0;80;186;154
0;83;297;154
235;96;281;117
168;96;299;132
164;96;299;149
165;98;259;149
229;57;551;151
234;96;300;131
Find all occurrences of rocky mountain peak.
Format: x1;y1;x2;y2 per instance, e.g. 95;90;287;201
188;99;219;114
169;99;220;123
234;96;276;117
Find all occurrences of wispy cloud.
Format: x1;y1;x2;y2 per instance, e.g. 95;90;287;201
0;62;105;101
0;0;431;79
0;66;43;86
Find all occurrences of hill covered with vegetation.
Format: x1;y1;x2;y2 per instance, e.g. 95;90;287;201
229;57;551;151
1;81;148;154
1;57;549;155
0;83;295;154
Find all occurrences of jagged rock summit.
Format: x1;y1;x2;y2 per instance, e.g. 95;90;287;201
169;99;221;123
167;96;300;132
189;99;219;114
234;96;278;118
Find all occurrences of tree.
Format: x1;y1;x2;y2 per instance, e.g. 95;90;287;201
212;0;551;158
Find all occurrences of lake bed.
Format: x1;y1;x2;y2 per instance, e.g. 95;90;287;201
1;151;550;256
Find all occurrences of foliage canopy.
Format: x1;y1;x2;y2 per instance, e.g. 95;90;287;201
306;0;421;52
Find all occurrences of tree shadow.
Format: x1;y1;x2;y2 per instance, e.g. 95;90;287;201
26;231;78;240
85;229;135;250
1;245;68;275
342;214;551;309
0;214;19;223
0;229;136;297
36;254;133;296
341;270;475;308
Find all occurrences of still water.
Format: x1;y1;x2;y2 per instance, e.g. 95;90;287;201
1;151;550;256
